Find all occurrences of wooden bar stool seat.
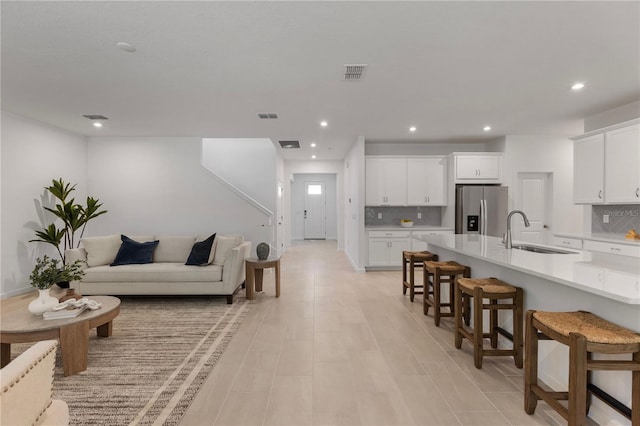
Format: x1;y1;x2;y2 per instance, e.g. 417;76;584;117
525;310;640;425
454;277;523;369
402;251;438;302
423;260;470;326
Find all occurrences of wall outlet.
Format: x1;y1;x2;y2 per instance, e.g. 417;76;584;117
378;213;383;220
603;214;609;223
417;212;422;219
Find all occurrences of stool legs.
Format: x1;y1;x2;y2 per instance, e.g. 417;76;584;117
524;311;538;415
633;351;640;426
402;256;408;295
473;286;484;368
568;333;588;426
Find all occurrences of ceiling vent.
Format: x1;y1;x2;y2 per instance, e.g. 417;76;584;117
82;114;109;120
344;64;367;80
279;140;300;149
257;112;279;119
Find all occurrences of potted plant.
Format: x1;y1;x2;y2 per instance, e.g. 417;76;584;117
28;255;85;315
30;178;107;286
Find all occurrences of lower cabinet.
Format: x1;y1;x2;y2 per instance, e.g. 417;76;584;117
551;236;583;250
367;229;453;267
367;231;411;267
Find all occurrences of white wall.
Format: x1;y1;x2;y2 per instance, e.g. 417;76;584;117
344;137;366;271
497;135;583;236
202;138;277;212
365;142;490;156
290;174;337;240
87;137;269;251
584;100;640;132
283;160;344;250
1;112;88;298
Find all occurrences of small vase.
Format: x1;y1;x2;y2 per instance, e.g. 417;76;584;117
28;288;59;315
59;289;82;303
256;242;270;260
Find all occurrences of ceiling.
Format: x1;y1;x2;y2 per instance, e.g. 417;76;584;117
2;1;639;161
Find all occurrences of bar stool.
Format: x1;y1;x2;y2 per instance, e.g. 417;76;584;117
454;277;523;369
525;310;640;425
402;251;438;302
423;260;470;326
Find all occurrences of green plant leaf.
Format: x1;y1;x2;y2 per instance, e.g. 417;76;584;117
46;178;76;203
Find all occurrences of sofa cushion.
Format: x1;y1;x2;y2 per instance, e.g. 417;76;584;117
81;234;121;267
111;235;159;266
213;235;242;266
154;236;196;263
83;263;222;283
196;234;219;264
127;235;156;243
186;234;216;266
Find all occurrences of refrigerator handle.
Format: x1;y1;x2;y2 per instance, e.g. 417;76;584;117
479;199;484;235
483;199;488;235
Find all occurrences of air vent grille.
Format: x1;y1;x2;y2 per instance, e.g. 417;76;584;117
82;114;109;120
279;140;300;149
344;64;367;80
257;112;279;119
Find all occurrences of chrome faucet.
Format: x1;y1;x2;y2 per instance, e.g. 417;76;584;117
505;210;530;249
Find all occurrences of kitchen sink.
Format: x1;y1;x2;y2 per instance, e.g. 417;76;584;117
507;244;576;254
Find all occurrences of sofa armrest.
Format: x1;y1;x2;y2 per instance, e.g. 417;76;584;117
222;241;251;289
0;340;69;426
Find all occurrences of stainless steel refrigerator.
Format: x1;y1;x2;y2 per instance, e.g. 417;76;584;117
455;185;508;237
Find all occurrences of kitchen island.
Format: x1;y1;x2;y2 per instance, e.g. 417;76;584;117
417;234;639;425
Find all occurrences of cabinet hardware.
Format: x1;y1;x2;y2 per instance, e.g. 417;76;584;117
598;190;603;199
610;247;621;252
636;187;639;198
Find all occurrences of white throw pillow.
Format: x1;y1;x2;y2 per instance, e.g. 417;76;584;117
81;234;121;267
154;236;196;263
212;235;242;266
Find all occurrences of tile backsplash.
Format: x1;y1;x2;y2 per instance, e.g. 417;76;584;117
365;206;442;227
592;205;640;237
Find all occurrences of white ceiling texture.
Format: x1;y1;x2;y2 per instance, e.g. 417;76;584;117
2;1;639;161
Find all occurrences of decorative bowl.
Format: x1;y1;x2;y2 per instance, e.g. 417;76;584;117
400;220;414;228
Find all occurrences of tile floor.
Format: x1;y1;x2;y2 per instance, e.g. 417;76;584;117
180;240;577;426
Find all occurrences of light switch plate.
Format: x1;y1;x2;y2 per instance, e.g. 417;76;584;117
417;212;422;219
378;213;382;219
603;214;609;223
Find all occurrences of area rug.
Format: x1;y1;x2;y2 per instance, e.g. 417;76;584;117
13;294;251;426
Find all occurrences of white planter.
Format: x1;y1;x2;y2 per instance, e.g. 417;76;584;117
28;288;59;315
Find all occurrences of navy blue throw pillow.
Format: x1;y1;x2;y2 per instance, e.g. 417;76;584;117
111;235;159;266
185;233;216;266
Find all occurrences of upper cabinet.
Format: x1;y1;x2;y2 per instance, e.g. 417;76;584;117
365;157;407;206
453;153;503;183
407;157;447;206
365;156;447;206
573;120;640;205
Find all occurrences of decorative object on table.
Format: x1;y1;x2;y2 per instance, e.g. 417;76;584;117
625;229;640;240
256;242;270;260
58;288;82;303
43;297;102;320
400;219;414;228
29;177;108;264
28;255;85;315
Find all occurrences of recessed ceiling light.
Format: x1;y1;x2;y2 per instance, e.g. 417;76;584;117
571;82;585;90
93;122;103;128
320;121;328;127
310;143;317;148
312;155;317;159
409;126;417;132
483;125;492;131
117;42;136;53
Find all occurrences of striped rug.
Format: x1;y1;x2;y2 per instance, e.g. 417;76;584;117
16;294;251;425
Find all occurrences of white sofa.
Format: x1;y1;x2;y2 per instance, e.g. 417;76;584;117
66;234;251;304
0;340;69;426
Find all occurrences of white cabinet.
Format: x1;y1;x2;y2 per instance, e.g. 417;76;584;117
411;230;454;251
574;134;605;204
367;230;411;267
453;154;503;183
583;240;640;258
365;158;407;206
407;157;446;206
573;120;640;205
551;236;583;250
604;124;640;203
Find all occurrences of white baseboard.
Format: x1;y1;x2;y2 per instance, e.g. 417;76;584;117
1;285;33;300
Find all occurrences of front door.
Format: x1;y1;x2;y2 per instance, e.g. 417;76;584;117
304;182;326;240
515;173;551;244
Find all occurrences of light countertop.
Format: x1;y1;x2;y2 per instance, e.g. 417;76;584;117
554;232;640;247
417;234;640;305
365;226;453;231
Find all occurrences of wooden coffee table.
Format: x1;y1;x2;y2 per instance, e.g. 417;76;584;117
1;295;120;376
